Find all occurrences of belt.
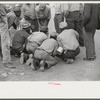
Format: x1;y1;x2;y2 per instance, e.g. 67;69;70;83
69;10;80;13
67;47;79;52
29;41;40;45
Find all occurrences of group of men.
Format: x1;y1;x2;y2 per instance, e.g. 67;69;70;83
0;3;100;71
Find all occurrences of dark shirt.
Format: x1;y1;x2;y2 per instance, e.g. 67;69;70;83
83;4;99;32
12;29;30;50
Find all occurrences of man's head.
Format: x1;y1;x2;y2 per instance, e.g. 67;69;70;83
5;4;12;13
22;21;31;34
59;22;68;32
24;11;32;21
39;3;46;10
13;4;21;17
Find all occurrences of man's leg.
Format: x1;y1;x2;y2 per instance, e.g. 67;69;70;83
0;18;11;63
54;14;64;34
75;20;84;46
40;55;57;71
65;47;80;59
83;28;96;60
0;17;16;68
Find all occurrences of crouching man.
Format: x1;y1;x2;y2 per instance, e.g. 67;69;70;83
23;31;48;66
12;21;32;57
57;22;80;64
26;31;48;54
33;38;58;71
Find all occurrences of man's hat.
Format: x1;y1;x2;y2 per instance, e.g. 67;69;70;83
22;21;31;29
13;4;21;11
59;22;67;29
24;11;32;19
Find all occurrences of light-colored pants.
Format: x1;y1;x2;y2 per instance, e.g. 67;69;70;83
34;49;57;67
0;17;11;63
9;27;16;46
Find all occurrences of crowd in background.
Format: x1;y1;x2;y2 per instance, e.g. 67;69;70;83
0;3;100;71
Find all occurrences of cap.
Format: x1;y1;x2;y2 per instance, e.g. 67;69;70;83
13;4;21;11
24;11;32;18
59;22;67;29
22;21;31;29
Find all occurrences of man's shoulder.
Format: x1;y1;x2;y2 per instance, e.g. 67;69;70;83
7;11;16;17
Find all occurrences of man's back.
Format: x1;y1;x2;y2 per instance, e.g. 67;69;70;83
28;32;47;44
38;38;58;53
12;29;30;49
57;29;79;50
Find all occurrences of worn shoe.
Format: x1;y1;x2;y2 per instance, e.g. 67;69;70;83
26;54;33;66
20;53;25;64
39;60;45;71
3;63;16;69
83;57;96;61
66;59;74;64
33;59;40;70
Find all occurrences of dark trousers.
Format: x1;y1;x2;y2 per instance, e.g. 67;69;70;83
31;19;39;32
83;28;96;58
12;46;28;57
57;47;80;60
54;14;64;34
66;11;84;46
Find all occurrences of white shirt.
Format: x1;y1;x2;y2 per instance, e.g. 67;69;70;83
63;3;84;12
28;32;47;45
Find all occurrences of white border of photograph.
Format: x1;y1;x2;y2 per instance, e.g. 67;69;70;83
0;1;100;98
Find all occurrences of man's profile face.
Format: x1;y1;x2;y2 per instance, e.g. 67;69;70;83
14;10;21;17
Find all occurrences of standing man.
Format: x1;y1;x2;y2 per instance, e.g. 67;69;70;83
53;3;64;34
83;3;100;61
13;4;22;30
64;3;84;46
21;3;38;31
0;4;14;68
35;3;51;33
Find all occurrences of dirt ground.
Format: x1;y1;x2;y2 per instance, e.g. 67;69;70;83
0;30;100;81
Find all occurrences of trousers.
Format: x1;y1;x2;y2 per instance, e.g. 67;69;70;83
83;28;96;58
0;17;11;63
54;14;64;34
34;48;57;67
57;47;80;60
65;11;84;46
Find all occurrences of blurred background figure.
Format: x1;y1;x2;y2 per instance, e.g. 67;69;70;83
53;3;64;34
35;3;51;34
21;3;38;31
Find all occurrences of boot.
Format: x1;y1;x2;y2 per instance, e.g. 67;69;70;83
39;60;45;71
26;54;33;66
